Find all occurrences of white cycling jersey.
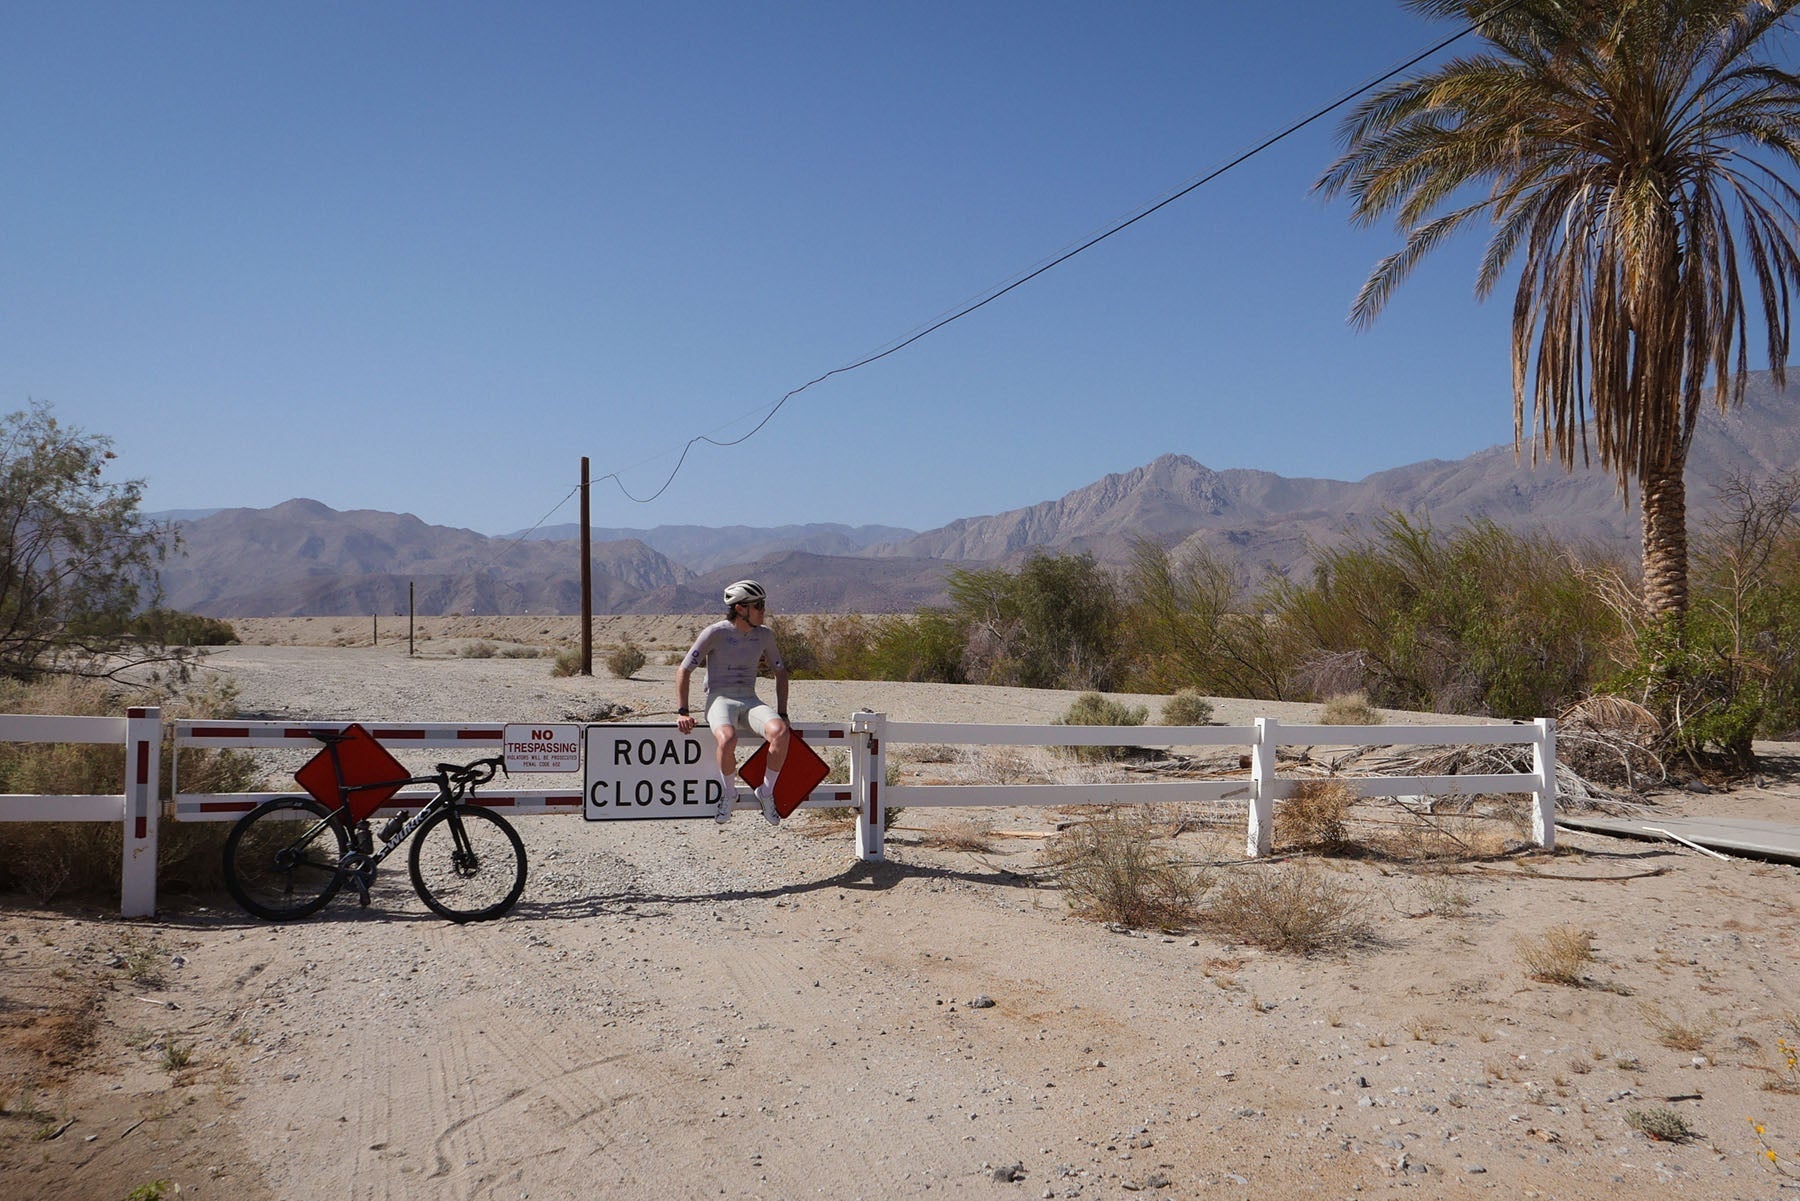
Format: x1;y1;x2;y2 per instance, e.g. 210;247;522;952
681;621;785;699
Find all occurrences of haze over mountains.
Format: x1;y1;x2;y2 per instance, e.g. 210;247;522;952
158;373;1800;617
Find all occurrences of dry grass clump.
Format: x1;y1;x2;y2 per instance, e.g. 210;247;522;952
1319;692;1382;725
1516;923;1596;986
1203;863;1372;954
1277;779;1355;849
1047;815;1207;929
917;818;995;853
1640;1002;1718;1052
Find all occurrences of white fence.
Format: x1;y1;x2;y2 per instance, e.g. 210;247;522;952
0;710;1555;916
0;707;163;916
856;714;1556;861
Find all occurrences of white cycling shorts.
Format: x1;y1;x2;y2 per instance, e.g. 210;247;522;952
706;694;781;736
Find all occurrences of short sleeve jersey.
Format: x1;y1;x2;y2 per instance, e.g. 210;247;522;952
681;621;785;697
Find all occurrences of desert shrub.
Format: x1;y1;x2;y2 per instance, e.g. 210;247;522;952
0;676;258;900
1121;539;1299;699
606;641;647;680
125;609;239;647
550;649;582;677
1160;689;1214;726
1203;863;1371;953
1054;692;1148;762
949;553;1125;690
1319;691;1382;725
1266;515;1622;717
1625;1107;1695;1143
1516;923;1595;986
1049;815;1206;929
460;641;497;659
1277;779;1354;849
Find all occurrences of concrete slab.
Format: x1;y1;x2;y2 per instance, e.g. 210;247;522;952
1556;815;1800;863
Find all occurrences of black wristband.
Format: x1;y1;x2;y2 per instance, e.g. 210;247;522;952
677;707;689;716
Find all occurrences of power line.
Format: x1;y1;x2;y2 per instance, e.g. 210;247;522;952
565;0;1526;511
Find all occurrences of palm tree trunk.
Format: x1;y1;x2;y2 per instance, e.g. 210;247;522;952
1640;457;1689;619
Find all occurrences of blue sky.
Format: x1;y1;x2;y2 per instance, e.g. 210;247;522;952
6;2;1541;536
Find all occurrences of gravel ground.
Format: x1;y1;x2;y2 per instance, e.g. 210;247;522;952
5;641;1800;1200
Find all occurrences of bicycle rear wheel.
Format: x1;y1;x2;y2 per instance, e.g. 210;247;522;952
222;796;348;921
408;804;526;922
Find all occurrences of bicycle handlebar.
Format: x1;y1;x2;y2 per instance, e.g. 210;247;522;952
437;756;506;786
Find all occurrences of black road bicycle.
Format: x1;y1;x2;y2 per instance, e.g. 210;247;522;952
222;735;527;923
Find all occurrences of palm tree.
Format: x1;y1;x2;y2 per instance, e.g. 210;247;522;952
1318;0;1800;620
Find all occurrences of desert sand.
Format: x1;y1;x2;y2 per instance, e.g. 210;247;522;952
3;621;1799;1200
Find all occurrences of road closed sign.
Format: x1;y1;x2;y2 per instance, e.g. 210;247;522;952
584;726;725;820
503;724;582;773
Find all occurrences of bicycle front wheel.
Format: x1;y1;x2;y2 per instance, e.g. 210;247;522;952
408;804;526;922
222;796;348;921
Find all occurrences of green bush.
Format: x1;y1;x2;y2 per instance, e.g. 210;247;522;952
949;553;1125;690
1267;515;1623;717
124;609;239;647
606;641;648;679
1054;692;1148;762
1160;689;1215;726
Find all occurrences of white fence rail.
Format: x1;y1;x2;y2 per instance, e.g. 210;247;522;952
1;709;1555;916
860;714;1556;860
0;707;162;916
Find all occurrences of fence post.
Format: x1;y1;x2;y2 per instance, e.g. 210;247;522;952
1531;717;1557;851
1247;717;1275;859
121;707;161;917
851;710;886;862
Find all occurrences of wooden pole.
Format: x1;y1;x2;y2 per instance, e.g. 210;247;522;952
409;581;415;656
581;456;593;676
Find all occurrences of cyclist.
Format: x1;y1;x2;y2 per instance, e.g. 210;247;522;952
675;579;790;825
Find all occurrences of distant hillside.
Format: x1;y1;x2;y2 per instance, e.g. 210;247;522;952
865;372;1800;581
512;522;916;573
161;499;692;617
160;372;1800;614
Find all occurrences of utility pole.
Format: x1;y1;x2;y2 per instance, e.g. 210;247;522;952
580;456;593;675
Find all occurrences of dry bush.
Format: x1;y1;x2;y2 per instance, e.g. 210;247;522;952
917;818;995;853
1412;872;1475;917
1367;806;1516;862
1202;863;1372;954
1640;1002;1718;1052
960;744;1051;785
1277;779;1354;849
1054;692;1149;762
459;641;497;659
1319;692;1382;725
550;649;582;677
1160;689;1215;726
0;676;258;900
1557;695;1665;788
1516;923;1596;985
1047;815;1207;929
605;641;647;680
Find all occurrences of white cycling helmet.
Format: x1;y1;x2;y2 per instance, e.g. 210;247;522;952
722;579;767;608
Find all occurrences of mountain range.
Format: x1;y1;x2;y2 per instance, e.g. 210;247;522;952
157;373;1800;617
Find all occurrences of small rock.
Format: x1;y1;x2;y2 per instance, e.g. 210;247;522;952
970;995;995;1009
991;1162;1025;1182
